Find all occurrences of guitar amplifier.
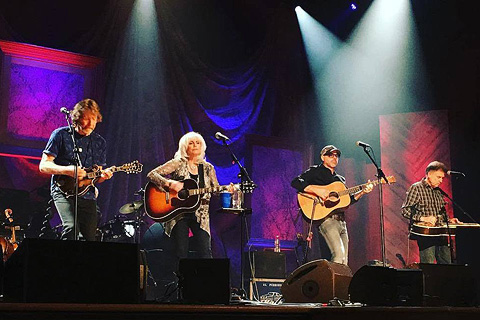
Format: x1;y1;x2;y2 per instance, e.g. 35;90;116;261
248;251;286;279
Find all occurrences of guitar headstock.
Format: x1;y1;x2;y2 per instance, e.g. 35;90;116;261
240;181;257;194
120;160;143;174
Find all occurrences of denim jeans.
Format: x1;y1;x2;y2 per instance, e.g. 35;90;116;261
52;191;98;241
319;217;349;265
417;237;452;264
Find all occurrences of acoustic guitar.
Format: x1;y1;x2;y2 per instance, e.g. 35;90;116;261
54;160;143;197
144;179;255;222
1;209;19;262
297;176;396;221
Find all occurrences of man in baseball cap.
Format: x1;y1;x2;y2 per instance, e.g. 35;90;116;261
320;145;341;157
291;144;372;265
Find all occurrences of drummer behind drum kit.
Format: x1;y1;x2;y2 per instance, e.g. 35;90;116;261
98;195;145;244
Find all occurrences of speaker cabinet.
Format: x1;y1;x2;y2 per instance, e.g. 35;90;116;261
413;263;477;306
179;258;230;304
349;266;423;306
456;228;480;306
249;251;286;279
456;228;480;266
3;239;140;303
281;259;352;303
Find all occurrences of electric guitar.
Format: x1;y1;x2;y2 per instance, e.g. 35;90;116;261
410;222;480;237
297;176;396;221
144;179;255;222
54;160;143;197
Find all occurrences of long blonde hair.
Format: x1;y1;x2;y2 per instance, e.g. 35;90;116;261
174;131;206;162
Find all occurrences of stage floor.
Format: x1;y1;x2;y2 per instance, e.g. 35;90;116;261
1;302;479;320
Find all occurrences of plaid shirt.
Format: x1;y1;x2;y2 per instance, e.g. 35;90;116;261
401;178;447;224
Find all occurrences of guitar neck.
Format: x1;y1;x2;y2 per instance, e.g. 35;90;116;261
188;185;229;196
86;166;121;179
339;179;383;197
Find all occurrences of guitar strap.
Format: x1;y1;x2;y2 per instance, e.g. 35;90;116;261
198;163;205;188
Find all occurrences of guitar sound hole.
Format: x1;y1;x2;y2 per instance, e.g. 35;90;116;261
325;193;340;208
327;192;339;201
177;189;189;200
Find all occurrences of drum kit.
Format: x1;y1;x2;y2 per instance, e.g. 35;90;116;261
97;190;147;244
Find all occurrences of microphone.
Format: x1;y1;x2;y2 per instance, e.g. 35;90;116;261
215;132;230;141
447;170;466;177
60;107;70;115
355;141;370;148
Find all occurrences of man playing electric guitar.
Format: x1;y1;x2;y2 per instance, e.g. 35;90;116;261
39;99;113;241
291;145;373;265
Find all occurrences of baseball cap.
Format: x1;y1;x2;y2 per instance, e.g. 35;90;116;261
320;145;341;157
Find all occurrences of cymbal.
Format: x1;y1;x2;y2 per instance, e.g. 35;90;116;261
119;201;143;214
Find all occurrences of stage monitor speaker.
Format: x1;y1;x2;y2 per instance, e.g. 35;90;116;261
250;251;286;279
281;259;352;303
414;263;477;307
179;258;230;304
3;238;140;303
349;266;423;306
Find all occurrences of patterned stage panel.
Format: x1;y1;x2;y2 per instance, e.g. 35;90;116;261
380;110;452;266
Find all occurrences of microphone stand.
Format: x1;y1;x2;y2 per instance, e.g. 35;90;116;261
437;187;477;264
359;145;389;267
219;138;256;298
440;207;454;263
64;114;82;241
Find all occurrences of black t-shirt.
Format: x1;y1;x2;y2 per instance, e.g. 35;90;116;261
291;164;345;192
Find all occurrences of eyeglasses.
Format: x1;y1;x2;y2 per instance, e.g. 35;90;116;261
325;153;339;158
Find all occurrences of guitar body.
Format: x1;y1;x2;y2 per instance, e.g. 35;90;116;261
144;179;201;222
297;181;352;221
297;176;396;221
54;175;97;197
0;237;18;262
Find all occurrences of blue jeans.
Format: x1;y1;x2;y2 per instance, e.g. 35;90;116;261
417;237;452;264
319;217;349;265
52;191;98;241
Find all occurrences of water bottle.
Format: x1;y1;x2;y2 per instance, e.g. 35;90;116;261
232;184;243;209
274;235;280;253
